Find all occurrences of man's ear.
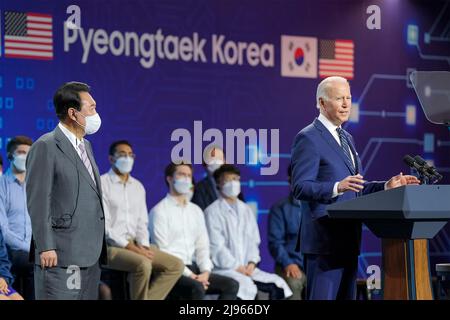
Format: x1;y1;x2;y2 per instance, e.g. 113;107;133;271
108;155;115;166
319;97;325;108
67;107;77;121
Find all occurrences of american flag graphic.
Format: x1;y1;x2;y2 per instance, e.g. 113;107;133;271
4;11;53;60
319;39;354;79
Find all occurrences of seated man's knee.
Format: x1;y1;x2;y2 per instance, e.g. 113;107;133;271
224;278;239;295
136;258;153;277
191;281;206;300
170;257;184;275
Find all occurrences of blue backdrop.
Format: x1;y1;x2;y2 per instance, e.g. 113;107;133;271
1;0;449;295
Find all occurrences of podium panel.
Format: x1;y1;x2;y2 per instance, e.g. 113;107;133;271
327;185;450;300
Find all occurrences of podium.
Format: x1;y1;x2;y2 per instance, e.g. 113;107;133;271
327;185;450;300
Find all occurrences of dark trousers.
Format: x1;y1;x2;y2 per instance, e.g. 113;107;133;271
253;281;285;300
34;261;101;300
305;254;358;300
8;249;34;300
168;264;239;300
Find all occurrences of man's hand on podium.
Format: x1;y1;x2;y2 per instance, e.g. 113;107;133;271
386;172;420;190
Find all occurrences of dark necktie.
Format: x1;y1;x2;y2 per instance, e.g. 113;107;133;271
336;127;355;174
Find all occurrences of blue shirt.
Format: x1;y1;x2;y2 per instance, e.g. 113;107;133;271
0;227;13;285
268;194;304;269
0;168;32;252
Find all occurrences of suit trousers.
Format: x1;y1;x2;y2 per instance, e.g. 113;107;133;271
34;260;100;300
305;254;358;300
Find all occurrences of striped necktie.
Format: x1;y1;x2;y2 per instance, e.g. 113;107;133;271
336;127;355;174
78;141;96;184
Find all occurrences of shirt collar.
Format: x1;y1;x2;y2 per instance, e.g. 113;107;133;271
108;168;133;185
4;168;22;185
318;113;341;135
58;122;83;147
166;193;188;208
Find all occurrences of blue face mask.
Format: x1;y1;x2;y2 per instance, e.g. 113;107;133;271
115;156;134;174
173;178;192;195
13;154;27;172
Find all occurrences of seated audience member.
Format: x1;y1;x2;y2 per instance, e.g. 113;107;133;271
149;162;239;300
192;145;244;210
101;140;183;300
268;164;306;300
205;164;293;300
0;227;24;300
0;136;34;299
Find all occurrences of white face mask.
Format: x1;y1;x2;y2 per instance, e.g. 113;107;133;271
221;180;241;198
76;112;102;135
206;160;224;174
115;156;134;174
173;177;192;195
13;154;27;172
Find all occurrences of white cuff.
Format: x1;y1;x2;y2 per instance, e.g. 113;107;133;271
183;266;194;277
332;182;344;198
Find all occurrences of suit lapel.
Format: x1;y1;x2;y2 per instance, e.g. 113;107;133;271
84;140;103;198
313;118;355;175
54;126;101;197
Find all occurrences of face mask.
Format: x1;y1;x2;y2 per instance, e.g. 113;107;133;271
76;112;102;135
115;156;134;174
13;154;27;172
222;180;241;198
206;160;224;174
173;177;192;195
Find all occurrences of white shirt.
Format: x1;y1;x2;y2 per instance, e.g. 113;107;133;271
205;197;261;271
149;194;213;277
58;122;84;159
317;113;356;198
101;169;150;248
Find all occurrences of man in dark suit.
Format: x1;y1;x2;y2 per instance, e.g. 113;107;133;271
290;76;419;300
26;82;107;300
268;164;306;300
192;145;244;210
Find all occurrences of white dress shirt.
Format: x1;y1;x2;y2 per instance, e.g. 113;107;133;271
58;122;84;159
149;194;213;277
101;169;150;248
317;113;355;198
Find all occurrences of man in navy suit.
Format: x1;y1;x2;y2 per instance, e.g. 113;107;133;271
290;76;419;300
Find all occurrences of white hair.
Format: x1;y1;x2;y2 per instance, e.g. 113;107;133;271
316;76;349;109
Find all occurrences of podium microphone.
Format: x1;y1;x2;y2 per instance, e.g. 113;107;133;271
413;155;443;181
403;155;433;178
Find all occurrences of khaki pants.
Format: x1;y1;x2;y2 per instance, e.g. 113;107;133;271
107;244;184;300
275;264;307;300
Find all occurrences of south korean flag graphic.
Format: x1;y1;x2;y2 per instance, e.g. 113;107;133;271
281;35;318;78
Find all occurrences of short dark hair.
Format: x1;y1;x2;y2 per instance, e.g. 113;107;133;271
164;162;193;187
0;154;3;167
213;164;240;185
53;81;90;120
7;136;33;160
109;140;133;156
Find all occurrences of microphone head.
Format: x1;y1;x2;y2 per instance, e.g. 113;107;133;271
403;155;416;167
414;155;427;166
